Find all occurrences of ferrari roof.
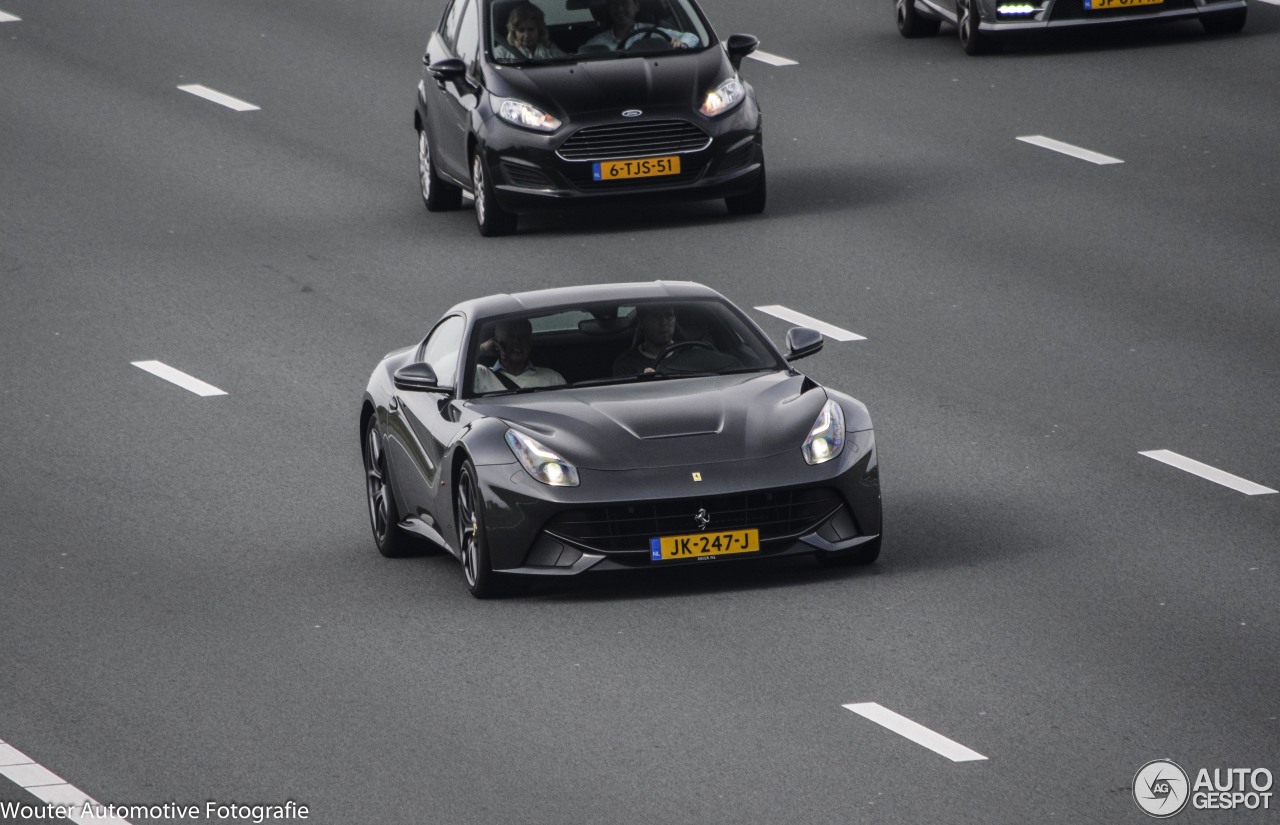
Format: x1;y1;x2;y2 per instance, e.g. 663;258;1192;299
446;280;726;319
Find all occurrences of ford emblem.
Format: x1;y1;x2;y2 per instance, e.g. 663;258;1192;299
622;109;643;118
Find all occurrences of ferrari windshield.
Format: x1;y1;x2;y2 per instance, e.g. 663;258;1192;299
487;0;711;64
466;299;784;397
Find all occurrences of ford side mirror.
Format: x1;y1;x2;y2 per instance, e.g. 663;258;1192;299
785;327;823;361
393;362;441;391
725;33;759;70
428;58;467;81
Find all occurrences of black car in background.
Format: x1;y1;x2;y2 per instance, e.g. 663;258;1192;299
415;0;766;235
896;0;1246;54
360;282;882;598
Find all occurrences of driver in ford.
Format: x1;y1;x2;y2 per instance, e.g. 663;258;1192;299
581;0;698;51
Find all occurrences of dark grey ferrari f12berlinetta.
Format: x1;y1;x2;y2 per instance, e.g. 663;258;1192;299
360;281;881;598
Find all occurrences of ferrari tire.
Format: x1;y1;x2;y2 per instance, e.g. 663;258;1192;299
364;417;417;558
725;161;766;216
419;125;462;212
472;152;518;237
896;0;942;37
816;536;882;568
455;459;524;598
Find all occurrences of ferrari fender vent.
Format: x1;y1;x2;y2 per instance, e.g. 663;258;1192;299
556;120;712;162
545;487;843;554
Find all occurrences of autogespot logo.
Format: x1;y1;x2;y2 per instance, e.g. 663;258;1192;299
1134;760;1191;818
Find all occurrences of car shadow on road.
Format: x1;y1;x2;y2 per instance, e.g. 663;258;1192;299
877;483;1051;574
528;552;882;602
996;17;1270;57
507;165;904;236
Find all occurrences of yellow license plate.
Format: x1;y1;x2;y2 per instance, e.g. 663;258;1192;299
1085;0;1162;9
593;156;681;181
650;528;759;561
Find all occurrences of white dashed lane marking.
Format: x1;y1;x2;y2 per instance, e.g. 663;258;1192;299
1017;135;1123;165
0;10;21;21
131;360;227;396
177;84;260;111
843;703;988;762
0;738;131;824
755;305;865;341
1139;450;1277;495
749;50;798;66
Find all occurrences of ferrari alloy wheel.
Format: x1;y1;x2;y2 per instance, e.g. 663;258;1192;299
419;126;461;212
896;0;941;37
364;417;415;558
455;460;521;598
471;152;518;237
725;160;767;216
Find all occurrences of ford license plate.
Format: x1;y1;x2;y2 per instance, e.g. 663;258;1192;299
650;528;759;561
593;156;681;181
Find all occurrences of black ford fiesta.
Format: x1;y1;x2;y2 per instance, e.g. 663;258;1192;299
360;282;882;598
414;0;766;235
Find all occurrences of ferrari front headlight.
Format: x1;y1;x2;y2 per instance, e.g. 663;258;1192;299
505;429;580;486
497;98;562;132
700;77;745;117
802;399;845;465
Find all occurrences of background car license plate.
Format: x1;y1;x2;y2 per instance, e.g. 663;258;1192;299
593;156;681;181
650;528;759;561
1085;0;1162;9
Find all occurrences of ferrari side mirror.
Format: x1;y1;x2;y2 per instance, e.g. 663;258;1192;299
393;362;441;391
785;327;823;361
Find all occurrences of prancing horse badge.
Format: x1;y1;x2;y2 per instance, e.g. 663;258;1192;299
691;472;702;481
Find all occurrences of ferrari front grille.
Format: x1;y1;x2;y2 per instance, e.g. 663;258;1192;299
545;487;843;554
556;120;712;162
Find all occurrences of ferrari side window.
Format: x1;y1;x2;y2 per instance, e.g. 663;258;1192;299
421;315;466;388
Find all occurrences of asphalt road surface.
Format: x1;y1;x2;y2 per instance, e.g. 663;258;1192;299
2;0;1277;823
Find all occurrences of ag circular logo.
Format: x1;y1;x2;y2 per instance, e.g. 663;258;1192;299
1134;759;1191;818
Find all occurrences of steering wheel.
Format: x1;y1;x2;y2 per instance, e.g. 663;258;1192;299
622;25;673;50
653;340;714;370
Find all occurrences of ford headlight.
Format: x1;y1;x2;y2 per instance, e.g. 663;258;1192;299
802;400;845;465
699;77;745;117
497;99;561;132
505;429;579;486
